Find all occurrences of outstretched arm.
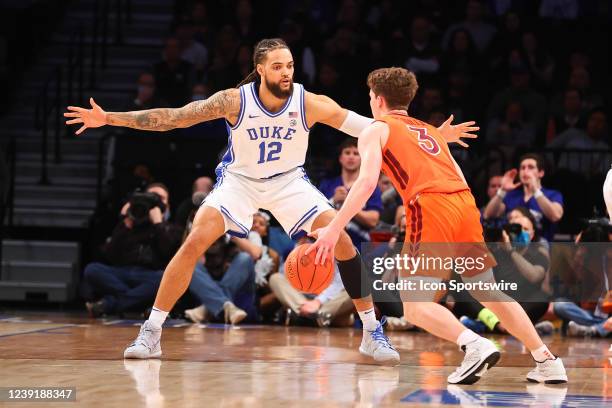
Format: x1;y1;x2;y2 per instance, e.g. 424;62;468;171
64;89;240;135
304;92;372;137
306;122;388;264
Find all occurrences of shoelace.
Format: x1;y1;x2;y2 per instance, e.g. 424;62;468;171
370;321;395;350
131;324;157;348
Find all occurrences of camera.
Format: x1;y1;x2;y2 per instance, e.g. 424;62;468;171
127;192;166;226
483;222;522;243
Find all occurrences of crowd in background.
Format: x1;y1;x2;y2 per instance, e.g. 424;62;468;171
82;0;610;337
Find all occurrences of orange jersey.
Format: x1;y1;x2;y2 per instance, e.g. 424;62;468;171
379;113;469;203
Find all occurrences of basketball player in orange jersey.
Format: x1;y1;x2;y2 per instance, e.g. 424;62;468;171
64;39;473;365
308;67;567;385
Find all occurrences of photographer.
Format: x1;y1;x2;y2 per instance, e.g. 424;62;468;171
553;222;611;337
453;207;551;333
83;183;183;317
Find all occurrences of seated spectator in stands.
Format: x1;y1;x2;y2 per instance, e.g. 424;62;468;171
441;28;480;78
547;109;610;174
183;235;256;325
235;43;253;82
175;20;208;79
404;16;440;80
489;63;547;133
553;223;611;337
481;175;504;228
124;72;166;111
567;67;604;111
413;86;444;120
269;266;354;327
443;0;497;53
521;31;555;91
190;1;214;47
454;209;551;333
153;37;194;107
319;138;382;247
175;176;213;228
483;153;563;241
84;183;183;317
246;211;282;320
206;25;241;90
546;89;587;142
486;101;536;147
279;18;316;86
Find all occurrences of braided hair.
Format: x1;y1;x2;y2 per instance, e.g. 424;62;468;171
236;38;290;87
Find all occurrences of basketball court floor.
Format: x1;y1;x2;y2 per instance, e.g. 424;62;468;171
0;313;609;407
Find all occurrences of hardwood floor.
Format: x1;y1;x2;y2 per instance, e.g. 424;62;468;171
0;314;609;407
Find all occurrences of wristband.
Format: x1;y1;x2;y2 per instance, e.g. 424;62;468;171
496;188;507;199
534;189;544;199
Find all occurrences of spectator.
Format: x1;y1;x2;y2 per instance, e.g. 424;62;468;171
567;67;604;111
124;72;165;111
453;208;551;333
553;223;610;337
175;176;214;228
269;266;354;327
487;64;547;133
232;0;259;44
481;174;504;227
441;28;480;77
546;89;586;142
207;25;240;90
175;21;209;77
319;138;383;247
153;37;194;107
443;0;497;53
279;18;316;86
483;153;564;241
547;108;609;151
191;1;214;47
521;31;555;90
84;183;183;317
183;236;256;325
486;100;536;148
191;82;211;101
404;16;440;80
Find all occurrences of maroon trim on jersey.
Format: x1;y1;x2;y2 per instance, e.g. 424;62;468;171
382;154;406;190
384;150;409;186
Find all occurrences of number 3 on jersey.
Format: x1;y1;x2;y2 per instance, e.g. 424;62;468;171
408;126;441;156
257;141;282;164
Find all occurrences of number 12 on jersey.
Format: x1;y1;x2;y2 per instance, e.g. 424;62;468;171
257;141;282;164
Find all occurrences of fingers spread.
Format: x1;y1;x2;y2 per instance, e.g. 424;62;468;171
65;119;83;125
67;106;87;113
75;125;87;135
63;112;80;118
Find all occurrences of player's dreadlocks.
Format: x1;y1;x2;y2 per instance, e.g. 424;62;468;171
236;38;289;87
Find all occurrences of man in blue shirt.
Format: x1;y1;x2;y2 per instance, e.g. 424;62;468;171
483;153;564;241
319;138;383;247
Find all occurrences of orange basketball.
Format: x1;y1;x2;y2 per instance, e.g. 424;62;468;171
285;243;334;294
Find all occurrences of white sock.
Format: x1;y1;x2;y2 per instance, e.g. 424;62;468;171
148;307;168;329
358;308;378;331
457;329;480;347
531;344;555;362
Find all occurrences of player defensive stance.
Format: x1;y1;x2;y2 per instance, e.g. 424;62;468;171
308;67;568;384
65;39;473;365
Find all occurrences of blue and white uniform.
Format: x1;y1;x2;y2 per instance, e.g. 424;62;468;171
203;81;332;239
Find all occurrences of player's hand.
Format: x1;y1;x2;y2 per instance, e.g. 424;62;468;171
64;97;107;135
299;299;321;316
501;169;520;191
306;226;340;265
333;186;348;205
438;114;479;148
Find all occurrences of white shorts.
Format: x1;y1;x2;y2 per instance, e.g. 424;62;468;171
202;167;333;239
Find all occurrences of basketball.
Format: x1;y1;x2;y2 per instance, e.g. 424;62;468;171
285;243;334;294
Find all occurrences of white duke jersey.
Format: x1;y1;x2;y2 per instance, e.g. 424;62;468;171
215;81;310;181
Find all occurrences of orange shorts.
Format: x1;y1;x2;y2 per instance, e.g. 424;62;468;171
401;190;497;279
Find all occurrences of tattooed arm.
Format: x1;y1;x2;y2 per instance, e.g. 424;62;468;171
64;89;241;135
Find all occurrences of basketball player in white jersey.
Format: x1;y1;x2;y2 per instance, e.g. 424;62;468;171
65;39;473;364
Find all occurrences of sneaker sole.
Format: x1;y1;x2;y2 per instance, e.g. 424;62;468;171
124;350;162;359
358;347;400;366
449;350;501;385
526;375;568;384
